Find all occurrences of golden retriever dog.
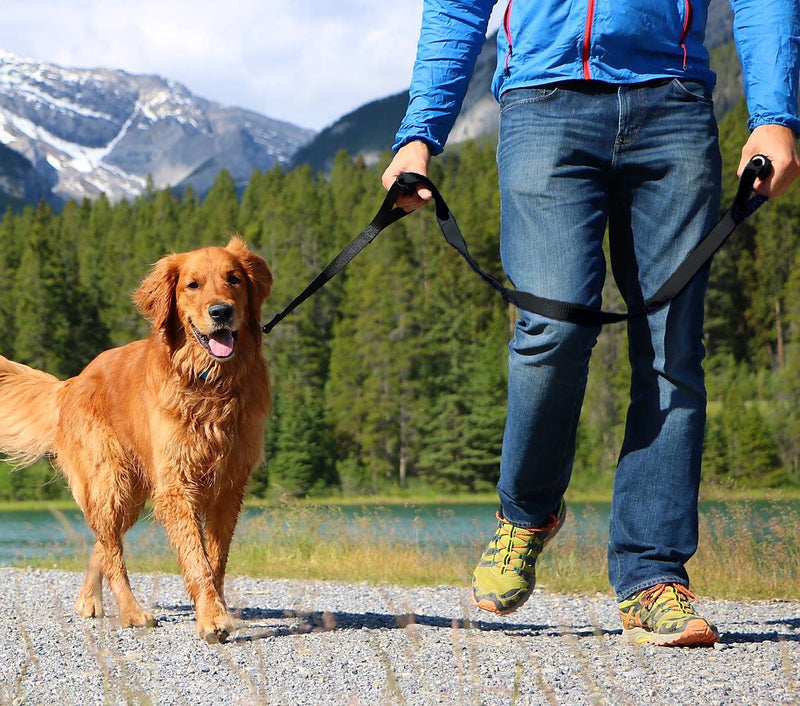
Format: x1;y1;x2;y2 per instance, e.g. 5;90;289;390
0;236;272;643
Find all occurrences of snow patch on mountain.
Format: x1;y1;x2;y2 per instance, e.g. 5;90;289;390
0;50;314;204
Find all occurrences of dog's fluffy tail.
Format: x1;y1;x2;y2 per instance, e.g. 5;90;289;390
0;355;64;467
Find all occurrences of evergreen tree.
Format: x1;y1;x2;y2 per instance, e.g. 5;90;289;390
706;99;759;363
12;203;71;375
706;376;781;487
198;170;241;244
260;166;338;496
176;185;203;252
325;211;425;491
414;328;507;491
55;203;111;375
0;208;23;358
747;191;800;368
265;366;335;496
408;145;509;491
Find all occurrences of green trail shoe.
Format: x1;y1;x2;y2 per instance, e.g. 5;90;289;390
618;583;719;646
471;500;566;615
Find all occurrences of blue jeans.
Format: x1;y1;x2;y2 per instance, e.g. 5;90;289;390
494;79;722;599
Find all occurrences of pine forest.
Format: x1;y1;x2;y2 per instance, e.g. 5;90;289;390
1;98;799;501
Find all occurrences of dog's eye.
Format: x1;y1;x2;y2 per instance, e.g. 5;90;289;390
227;274;241;285
187;281;200;290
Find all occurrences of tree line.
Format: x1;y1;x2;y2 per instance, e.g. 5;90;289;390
1;99;799;501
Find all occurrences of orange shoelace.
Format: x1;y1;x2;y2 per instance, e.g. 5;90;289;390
493;510;560;574
636;583;699;610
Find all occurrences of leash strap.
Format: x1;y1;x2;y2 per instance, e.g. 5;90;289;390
262;155;771;333
396;154;771;325
261;188;409;334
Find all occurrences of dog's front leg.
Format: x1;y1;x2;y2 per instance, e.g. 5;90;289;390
204;485;247;601
76;541;105;619
152;485;234;643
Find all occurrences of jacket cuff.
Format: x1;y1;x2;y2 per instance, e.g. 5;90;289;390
392;130;444;156
747;114;800;138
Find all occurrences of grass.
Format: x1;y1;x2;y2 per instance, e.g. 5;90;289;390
10;494;800;600
692;501;800;599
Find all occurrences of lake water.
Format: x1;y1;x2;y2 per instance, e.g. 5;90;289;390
0;498;796;567
0;502;596;566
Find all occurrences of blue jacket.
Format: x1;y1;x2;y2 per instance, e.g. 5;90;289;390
394;0;800;154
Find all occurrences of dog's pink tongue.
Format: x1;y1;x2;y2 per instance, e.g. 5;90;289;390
208;331;235;358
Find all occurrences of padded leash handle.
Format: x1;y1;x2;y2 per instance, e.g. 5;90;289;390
732;153;772;222
643;154;771;315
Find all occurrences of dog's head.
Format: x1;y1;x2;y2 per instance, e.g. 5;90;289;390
133;237;272;363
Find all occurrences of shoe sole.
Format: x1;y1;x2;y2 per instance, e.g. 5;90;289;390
472;591;531;615
622;619;719;647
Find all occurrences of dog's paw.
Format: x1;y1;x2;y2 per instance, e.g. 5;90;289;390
120;609;159;629
75;589;104;619
198;612;235;644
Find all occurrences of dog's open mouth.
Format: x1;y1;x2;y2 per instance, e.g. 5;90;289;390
190;323;238;359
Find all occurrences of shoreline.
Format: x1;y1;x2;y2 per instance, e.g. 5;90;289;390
3;484;800;513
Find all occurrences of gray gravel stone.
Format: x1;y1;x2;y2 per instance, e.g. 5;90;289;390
1;567;798;705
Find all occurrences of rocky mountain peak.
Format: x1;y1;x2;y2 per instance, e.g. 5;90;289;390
0;50;313;205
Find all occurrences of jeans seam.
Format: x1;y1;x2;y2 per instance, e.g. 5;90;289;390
669;77;714;105
500;87;560;114
557;356;589;480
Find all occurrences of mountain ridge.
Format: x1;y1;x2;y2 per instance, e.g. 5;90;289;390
0;49;313;207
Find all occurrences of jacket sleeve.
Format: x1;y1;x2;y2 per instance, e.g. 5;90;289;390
731;0;800;135
392;0;497;155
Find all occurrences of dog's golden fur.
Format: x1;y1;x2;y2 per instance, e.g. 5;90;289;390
0;237;272;643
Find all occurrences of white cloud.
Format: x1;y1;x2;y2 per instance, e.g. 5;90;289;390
0;1;502;131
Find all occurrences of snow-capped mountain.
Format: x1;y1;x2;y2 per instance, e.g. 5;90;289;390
0;50;314;205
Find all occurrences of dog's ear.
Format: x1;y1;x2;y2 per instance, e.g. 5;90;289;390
226;236;273;307
133;253;182;333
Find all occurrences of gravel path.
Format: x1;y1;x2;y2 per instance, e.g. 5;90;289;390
1;567;798;705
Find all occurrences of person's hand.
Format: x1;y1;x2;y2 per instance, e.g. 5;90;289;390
738;124;800;199
381;140;433;211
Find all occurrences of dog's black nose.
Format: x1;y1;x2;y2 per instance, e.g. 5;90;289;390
208;303;234;324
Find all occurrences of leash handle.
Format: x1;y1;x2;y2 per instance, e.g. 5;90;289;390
732;153;771;222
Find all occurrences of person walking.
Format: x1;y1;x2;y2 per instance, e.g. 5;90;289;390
382;0;800;646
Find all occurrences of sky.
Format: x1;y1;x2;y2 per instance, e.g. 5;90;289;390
0;1;504;132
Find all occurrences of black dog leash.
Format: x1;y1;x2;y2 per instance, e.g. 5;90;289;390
260;186;410;335
261;155;772;334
